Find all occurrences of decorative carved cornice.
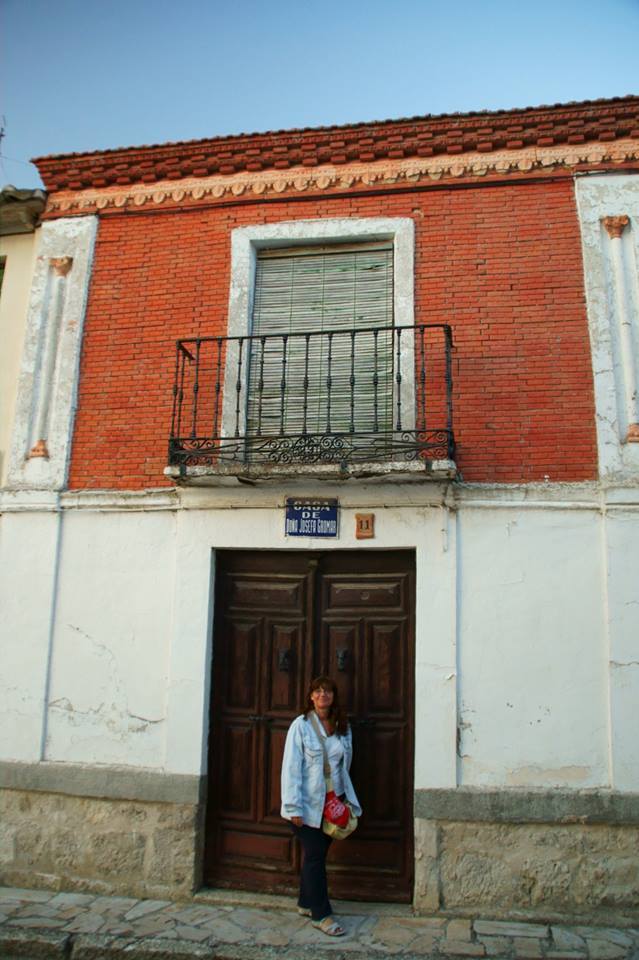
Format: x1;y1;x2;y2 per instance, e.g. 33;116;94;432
34;95;639;194
43;139;639;217
602;215;630;239
50;256;73;276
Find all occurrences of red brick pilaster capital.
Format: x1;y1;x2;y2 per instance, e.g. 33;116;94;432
28;439;50;459
602;215;630;240
50;256;73;276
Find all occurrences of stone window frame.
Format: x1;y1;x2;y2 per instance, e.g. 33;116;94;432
222;217;416;447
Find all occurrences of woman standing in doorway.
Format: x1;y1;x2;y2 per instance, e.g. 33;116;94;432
280;676;362;937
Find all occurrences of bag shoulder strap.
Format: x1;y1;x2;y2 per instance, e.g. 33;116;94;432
308;712;331;778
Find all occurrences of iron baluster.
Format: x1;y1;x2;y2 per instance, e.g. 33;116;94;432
279;334;288;435
326;332;333;433
176;345;188;439
191;338;201;438
256;336;266;437
234;337;244;438
213;337;222;438
395;326;403;431
302;333;310;435
350;330;356;434
445;326;454;458
373;328;379;433
170;341;181;439
419;325;426;431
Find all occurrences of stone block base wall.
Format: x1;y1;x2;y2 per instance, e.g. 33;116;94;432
3;770;639;926
414;790;639;926
0;785;202;901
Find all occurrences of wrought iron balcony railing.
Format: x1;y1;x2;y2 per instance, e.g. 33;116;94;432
169;323;454;470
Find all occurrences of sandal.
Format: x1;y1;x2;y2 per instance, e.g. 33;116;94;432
297;907;312;917
312;916;345;937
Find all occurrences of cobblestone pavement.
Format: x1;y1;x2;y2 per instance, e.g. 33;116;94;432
0;886;637;959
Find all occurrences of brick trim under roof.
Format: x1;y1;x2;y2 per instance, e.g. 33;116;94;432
34;96;639;193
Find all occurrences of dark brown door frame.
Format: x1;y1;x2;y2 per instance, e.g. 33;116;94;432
203;548;415;902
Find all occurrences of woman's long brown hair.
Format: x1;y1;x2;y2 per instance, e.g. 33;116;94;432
303;675;348;735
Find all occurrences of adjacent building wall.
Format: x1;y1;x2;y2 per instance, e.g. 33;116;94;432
0;231;38;485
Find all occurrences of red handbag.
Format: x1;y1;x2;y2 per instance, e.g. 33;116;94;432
323;789;350;828
308;713;358;839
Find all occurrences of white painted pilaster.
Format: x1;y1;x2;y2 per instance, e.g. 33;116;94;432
164;509;215;775
602;215;639;440
576;175;639;792
604;505;639;789
7;216;97;491
414;502;458;788
575;175;639;477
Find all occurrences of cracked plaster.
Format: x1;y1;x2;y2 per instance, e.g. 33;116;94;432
40;509;174;769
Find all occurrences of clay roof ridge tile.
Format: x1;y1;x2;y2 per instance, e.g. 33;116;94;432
32;94;639;165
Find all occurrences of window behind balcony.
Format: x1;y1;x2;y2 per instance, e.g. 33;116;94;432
246;243;394;457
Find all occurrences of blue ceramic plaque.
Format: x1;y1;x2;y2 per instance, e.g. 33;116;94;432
285;498;339;538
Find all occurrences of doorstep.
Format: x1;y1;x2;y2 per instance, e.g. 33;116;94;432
194;884;415;916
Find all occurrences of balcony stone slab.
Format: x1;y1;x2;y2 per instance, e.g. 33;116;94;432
164;458;457;486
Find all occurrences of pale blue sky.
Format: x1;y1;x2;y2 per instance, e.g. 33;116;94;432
2;0;638;189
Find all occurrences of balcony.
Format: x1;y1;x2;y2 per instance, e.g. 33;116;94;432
165;323;456;484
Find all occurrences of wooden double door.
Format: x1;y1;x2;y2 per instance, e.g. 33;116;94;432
204;549;415;902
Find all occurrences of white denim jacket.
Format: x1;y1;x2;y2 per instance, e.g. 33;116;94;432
280;713;363;828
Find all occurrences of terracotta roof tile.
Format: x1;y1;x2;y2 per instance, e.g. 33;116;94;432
34;95;639;193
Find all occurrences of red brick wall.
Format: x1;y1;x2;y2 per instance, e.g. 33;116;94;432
68;180;597;489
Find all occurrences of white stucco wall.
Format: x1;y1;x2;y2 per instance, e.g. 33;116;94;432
0;502;61;761
456;507;607;787
2;483;635;792
43;509;176;766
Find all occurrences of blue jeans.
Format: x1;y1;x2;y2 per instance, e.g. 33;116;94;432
292;823;333;921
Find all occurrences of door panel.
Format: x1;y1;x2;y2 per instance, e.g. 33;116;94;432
231;577;305;609
205;549;414;901
324;622;358;705
220;723;255;816
354;727;405;823
326;579;403;609
367;622;404;715
265;726;289;820
266;623;302;713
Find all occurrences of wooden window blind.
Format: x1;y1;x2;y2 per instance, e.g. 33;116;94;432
246;244;394;441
